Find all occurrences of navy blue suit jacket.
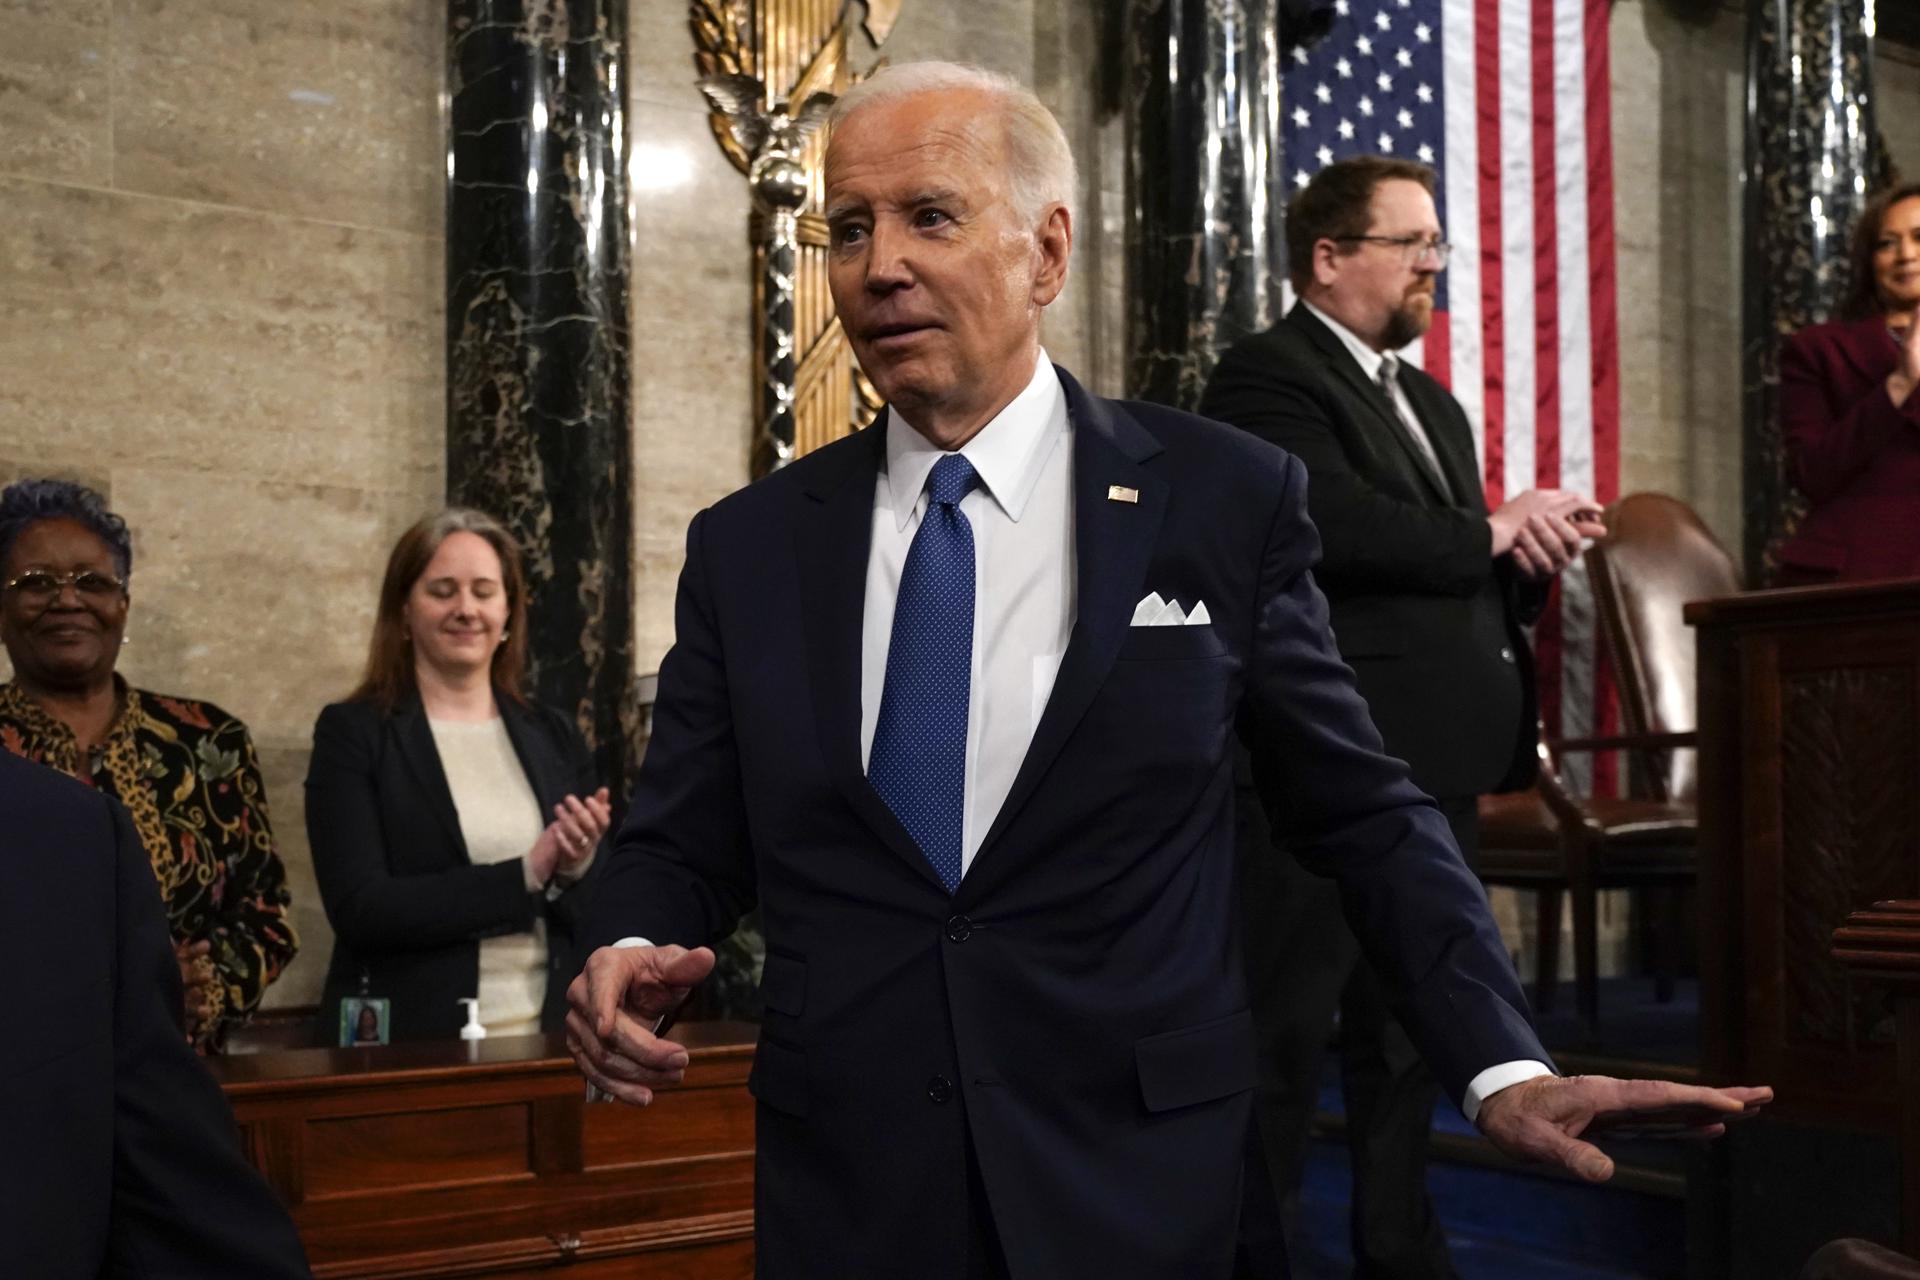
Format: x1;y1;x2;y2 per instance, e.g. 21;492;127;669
0;748;310;1277
588;368;1544;1278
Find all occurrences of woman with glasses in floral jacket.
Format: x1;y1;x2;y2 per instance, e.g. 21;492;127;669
0;478;297;1050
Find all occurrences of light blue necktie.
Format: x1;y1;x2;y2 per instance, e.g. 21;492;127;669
868;453;979;893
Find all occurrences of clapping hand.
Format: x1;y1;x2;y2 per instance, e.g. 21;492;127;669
1488;488;1608;580
1476;1075;1772;1182
527;786;613;886
566;943;716;1106
1890;313;1920;407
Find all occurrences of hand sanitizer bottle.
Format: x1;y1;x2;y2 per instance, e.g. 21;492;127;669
458;997;487;1041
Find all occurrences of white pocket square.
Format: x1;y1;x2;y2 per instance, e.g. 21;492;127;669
1130;593;1211;627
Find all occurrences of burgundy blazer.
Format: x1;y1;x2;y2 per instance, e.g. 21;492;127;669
1778;316;1920;582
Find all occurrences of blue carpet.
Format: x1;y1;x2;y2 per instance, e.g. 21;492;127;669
1286;975;1700;1278
1525;976;1699;1066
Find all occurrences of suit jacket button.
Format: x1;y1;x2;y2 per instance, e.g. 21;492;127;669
945;914;972;943
927;1075;953;1104
1499;646;1516;664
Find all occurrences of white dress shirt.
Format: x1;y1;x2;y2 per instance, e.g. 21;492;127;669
1302;299;1451;494
859;348;1075;875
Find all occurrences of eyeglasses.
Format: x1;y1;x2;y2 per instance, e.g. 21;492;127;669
1335;234;1452;269
1;569;127;602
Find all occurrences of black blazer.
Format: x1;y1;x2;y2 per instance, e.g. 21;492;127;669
586;368;1544;1278
1201;304;1542;798
0;749;310;1278
305;694;602;1042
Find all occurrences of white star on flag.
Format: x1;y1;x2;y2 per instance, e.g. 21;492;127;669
1316;82;1333;103
1357;35;1374;54
1415;22;1432;41
1376;71;1394;91
1338;118;1355;139
1294;45;1310;64
1336;57;1353;78
1417;142;1434;163
1398;108;1414;128
1375;10;1392;29
1359;95;1375;117
1417;82;1433;102
1295;170;1312;188
1293;106;1312;127
1397;47;1414;67
1317;145;1335;166
1379;131;1395;152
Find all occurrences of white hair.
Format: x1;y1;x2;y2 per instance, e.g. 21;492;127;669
828;61;1078;224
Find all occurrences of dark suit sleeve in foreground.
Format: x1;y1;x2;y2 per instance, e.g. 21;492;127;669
587;509;758;953
1202;339;1493;597
102;793;312;1277
306;702;536;953
1236;455;1546;1102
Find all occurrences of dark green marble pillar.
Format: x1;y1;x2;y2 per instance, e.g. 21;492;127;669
1741;0;1885;582
445;0;636;783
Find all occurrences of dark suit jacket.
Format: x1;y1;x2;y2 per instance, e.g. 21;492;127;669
0;749;310;1278
305;695;601;1042
586;367;1545;1279
1200;304;1541;800
1778;316;1920;583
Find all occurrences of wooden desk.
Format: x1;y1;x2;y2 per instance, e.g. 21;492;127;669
1834;902;1920;1256
211;1023;757;1279
1685;582;1918;1278
1687;579;1920;1127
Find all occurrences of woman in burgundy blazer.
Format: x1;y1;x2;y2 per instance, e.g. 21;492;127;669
1777;182;1920;584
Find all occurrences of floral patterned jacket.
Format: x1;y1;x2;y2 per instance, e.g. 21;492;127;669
0;678;299;1048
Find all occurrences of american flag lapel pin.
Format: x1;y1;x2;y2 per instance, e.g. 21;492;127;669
1107;485;1139;504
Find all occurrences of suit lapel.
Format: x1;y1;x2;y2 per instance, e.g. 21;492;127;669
794;418;951;893
1398;370;1485;514
1290;306;1453;505
394;700;468;856
963;370;1167;895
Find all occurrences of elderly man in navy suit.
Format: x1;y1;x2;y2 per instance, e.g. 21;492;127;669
565;61;1767;1279
0;747;310;1278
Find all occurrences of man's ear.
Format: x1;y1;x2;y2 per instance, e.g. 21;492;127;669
1032;203;1074;308
1312;237;1344;289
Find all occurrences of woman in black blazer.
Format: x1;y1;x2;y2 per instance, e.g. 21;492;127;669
306;509;611;1043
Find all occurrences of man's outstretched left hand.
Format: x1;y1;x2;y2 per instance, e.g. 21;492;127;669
1476;1075;1773;1182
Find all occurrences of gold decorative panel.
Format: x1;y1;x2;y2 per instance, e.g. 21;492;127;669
690;1;894;474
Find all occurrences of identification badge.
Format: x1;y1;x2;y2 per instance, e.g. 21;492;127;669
340;995;392;1047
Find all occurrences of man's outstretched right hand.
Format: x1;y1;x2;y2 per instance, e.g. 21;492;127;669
565;943;716;1106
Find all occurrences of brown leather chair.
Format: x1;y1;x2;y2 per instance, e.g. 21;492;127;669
1478;493;1740;1041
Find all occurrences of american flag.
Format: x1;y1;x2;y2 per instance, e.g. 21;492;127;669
1284;0;1622;791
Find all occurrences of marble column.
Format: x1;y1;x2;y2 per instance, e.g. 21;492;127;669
446;0;636;782
1741;0;1884;582
1124;0;1288;409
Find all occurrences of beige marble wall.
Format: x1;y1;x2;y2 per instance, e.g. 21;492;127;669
625;0;1126;672
0;0;445;1010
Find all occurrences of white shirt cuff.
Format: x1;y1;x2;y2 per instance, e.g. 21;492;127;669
1462;1059;1555;1125
613;936;652;949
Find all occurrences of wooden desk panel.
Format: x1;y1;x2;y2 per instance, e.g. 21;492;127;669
213;1023;758;1279
1688;580;1920;1129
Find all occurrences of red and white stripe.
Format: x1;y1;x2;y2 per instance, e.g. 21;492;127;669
1432;0;1620;788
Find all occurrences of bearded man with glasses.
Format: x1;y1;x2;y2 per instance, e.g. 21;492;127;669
0;478;298;1052
1202;155;1607;1279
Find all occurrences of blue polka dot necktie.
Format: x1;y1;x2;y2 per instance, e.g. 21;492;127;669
868;453;980;894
